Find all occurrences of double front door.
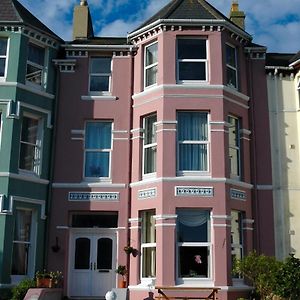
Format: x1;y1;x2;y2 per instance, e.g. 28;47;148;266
69;230;116;297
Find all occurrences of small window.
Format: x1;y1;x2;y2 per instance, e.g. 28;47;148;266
141;210;156;279
226;44;238;89
177;38;207;82
177;209;211;279
26;43;45;86
84;121;112;178
228;116;241;178
144;42;158;88
0;38;8;78
19;116;43;175
89;57;111;94
143;114;157;175
177;112;209;172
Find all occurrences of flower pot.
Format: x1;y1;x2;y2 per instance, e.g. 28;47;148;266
36;278;52;288
118;279;127;288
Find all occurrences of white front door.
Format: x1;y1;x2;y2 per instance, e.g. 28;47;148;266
69;230;116;297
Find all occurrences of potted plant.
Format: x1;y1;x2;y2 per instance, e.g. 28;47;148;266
49;271;63;288
116;265;127;288
124;245;139;257
35;270;51;288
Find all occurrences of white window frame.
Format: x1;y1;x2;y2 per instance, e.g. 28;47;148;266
25;42;46;89
18;114;43;176
177;111;210;176
140;210;156;283
142;114;157;178
176;37;208;83
83;120;113;181
0;37;9;81
89;57;112;96
228;115;241;179
226;44;238;89
144;41;158;89
176;210;212;284
11;208;37;284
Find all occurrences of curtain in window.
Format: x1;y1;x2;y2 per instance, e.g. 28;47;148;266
178;210;209;227
178;112;208;171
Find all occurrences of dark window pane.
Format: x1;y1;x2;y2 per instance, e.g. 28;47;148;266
12;243;29;275
85;122;111;149
85;152;109;177
91;58;111;73
90;76;109;92
178;39;206;59
26;64;42;85
226;45;236;67
179;62;206;80
72;213;118;228
144;146;156;173
146;43;158;66
179;144;207;171
28;44;45;66
97;238;113;269
142;247;156;277
0;59;5;77
0;39;7;55
146;65;157;87
179;246;208;277
75;238;90;269
227;67;237;88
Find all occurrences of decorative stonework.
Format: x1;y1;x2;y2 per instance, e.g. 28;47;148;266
175;186;214;197
230;189;246;200
69;192;119;201
138;188;157;199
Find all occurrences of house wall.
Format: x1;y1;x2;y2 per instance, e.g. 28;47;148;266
267;69;300;259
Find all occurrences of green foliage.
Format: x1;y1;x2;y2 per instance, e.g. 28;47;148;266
115;265;127;277
233;251;282;299
273;254;300;299
11;278;36;300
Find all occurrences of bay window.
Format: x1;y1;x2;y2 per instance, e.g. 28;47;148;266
228;115;241;178
141;210;156;279
143;114;157;175
144;42;158;88
226;44;238;88
177;38;207;82
19;116;43;174
231;210;243;276
26;43;45;86
0;38;8;78
177;112;209;173
177;209;211;279
84;121;112;178
89;57;111;94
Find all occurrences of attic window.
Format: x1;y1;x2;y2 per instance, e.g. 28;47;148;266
177;38;207;82
144;42;158;88
226;44;238;89
26;43;45;87
0;38;8;78
89;57;111;94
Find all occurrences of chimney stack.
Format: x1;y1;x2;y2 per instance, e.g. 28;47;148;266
72;0;94;40
229;0;246;30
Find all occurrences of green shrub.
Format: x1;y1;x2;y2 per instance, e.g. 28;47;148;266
11;278;36;300
274;254;300;300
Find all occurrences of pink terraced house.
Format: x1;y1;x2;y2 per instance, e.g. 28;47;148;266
48;0;274;299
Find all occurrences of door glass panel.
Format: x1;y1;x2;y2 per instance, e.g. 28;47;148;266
97;238;112;269
75;238;90;269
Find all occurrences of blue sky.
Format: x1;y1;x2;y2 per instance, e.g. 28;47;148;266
19;0;300;53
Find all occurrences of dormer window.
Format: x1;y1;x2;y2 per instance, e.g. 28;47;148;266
226;44;238;89
144;42;158;88
177;38;207;82
89;57;111;95
0;38;8;78
26;43;45;87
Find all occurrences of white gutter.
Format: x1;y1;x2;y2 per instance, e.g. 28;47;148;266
265;66;293;71
289;58;300;68
127;18;252;41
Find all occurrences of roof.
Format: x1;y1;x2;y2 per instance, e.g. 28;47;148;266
68;37;128;45
0;0;61;40
266;53;296;67
290;51;300;64
132;0;248;35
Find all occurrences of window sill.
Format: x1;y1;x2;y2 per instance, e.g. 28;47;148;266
25;80;45;91
81;95;117;101
177;171;210;177
19;169;40;178
142;172;157;180
83;178;112;184
176;278;214;286
177;80;208;84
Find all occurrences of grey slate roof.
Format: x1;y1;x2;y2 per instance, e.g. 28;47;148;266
0;0;61;40
266;53;295;67
132;0;247;34
69;37;128;45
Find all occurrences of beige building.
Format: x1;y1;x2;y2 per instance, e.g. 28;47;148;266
266;51;300;259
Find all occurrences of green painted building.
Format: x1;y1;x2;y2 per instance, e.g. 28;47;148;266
0;0;61;287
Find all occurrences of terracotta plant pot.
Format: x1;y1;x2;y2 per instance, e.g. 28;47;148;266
118;279;127;288
36;278;52;288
